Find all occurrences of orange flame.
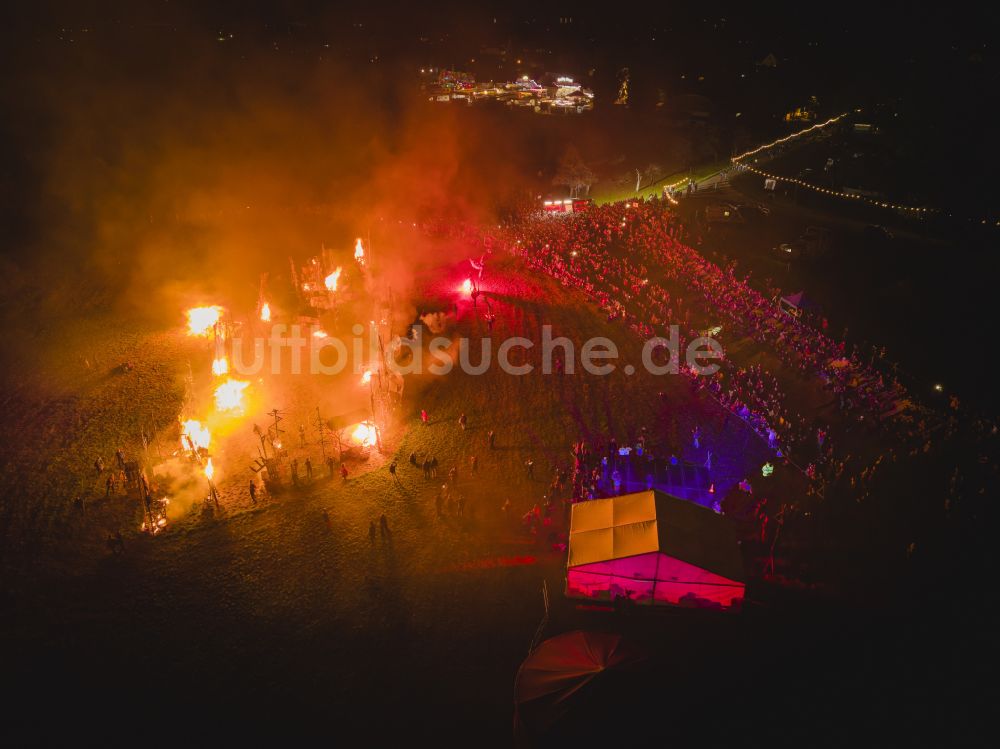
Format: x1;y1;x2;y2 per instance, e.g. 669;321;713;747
204;458;215;480
181;419;211;450
324;267;342;291
351;421;377;448
354;237;365;265
212;357;229;376
187;306;222;336
260;302;271;322
214;378;249;413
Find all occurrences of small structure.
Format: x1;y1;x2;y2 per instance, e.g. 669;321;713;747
778;291;822;321
566;490;745;610
514;631;646;740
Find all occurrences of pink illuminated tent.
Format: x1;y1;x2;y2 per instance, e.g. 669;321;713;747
566;490;745;610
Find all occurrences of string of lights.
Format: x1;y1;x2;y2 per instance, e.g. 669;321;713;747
734;163;932;214
730;111;1000;227
730;112;851;163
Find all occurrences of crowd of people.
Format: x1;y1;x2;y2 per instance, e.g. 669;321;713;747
491;198;911;465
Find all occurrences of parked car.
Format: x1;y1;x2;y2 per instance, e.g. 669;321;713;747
772;242;805;259
704;204;744;224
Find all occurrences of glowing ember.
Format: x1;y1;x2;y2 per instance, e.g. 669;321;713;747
181;419;211;450
187;306;222;336
461;278;473;296
354;237;365;265
313;329;328;339
214;378;249;413
204;458;215;480
360;369;373;386
211;357;229;376
324;267;342;291
260;302;271;322
351;421;377;448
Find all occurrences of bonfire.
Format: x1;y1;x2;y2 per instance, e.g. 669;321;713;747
187;306;222;337
350;421;378;448
324;267;342;292
214;378;249;414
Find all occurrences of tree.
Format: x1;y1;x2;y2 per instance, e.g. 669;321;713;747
552;145;597;198
635;163;663;192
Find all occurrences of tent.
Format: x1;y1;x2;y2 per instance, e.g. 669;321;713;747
514;631;646;739
566;490;745;610
779;291;822;319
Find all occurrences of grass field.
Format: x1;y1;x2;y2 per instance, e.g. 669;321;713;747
591;159;733;204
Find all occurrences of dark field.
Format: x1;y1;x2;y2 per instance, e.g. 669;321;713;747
1;250;992;744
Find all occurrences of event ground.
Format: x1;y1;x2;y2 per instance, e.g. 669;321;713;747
0;248;989;744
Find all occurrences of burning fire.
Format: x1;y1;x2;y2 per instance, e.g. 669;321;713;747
351;421;378;448
204;458;215;480
181;419;211;451
187;306;222;337
460;278;473;297
360;368;373;386
313;329;328;339
212;357;229;376
214;378;249;413
324;267;342;291
354;237;365;265
260;302;271;322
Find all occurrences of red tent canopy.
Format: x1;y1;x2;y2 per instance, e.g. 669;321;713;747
514;631;645;737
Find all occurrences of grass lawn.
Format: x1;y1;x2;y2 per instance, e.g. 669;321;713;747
591;159;733;204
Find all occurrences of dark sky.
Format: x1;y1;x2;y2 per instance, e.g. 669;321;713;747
1;1;998;310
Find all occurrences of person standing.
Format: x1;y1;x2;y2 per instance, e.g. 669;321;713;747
340;464;348;481
249;479;257;505
326;455;335;478
389;461;397;481
305;457;313;482
458;412;467;431
470;455;478;474
421;409;429;426
488;430;496;449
